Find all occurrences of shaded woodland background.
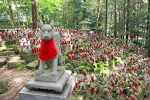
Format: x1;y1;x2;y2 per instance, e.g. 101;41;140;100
1;0;150;56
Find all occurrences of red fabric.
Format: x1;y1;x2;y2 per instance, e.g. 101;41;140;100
115;78;119;83
75;83;79;88
90;87;95;93
130;97;134;100
91;77;95;82
120;90;123;95
111;82;115;87
38;38;57;60
83;71;86;76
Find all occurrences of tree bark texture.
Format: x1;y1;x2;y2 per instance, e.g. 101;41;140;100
147;0;150;57
32;0;38;29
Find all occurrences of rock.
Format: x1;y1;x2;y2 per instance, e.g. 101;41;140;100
7;60;24;68
0;57;7;67
20;52;37;63
0;51;14;56
26;60;38;69
7;56;24;68
0;78;8;94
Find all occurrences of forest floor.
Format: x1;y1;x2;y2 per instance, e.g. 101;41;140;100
0;68;35;100
0;58;149;100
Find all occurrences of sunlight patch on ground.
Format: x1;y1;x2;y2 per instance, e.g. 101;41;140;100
12;77;23;85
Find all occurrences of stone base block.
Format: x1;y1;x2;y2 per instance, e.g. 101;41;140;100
0;57;7;67
25;70;72;92
35;66;65;82
7;60;24;68
19;74;76;100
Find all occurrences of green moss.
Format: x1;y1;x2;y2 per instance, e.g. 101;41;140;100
0;46;7;51
16;65;23;71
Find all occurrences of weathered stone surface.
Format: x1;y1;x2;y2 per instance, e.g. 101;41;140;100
25;70;72;92
26;60;38;69
0;57;7;67
20;52;37;63
7;60;24;68
24;55;37;63
20;52;33;58
19;74;76;100
0;78;8;94
7;56;24;68
0;51;14;56
35;66;65;82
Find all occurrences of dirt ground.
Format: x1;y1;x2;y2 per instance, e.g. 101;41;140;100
0;68;35;100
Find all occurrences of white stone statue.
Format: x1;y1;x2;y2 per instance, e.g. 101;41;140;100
36;20;64;76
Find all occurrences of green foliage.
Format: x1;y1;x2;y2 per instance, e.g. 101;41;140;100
79;65;86;71
6;45;16;49
16;65;23;71
0;46;7;51
63;55;69;63
123;54;127;59
66;63;73;70
133;40;143;46
86;66;92;72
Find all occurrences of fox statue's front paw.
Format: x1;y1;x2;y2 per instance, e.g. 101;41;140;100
51;71;58;76
36;70;43;75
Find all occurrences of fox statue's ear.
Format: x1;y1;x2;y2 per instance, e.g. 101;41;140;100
50;20;54;29
39;20;44;28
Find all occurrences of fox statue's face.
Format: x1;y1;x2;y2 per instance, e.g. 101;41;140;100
39;20;54;40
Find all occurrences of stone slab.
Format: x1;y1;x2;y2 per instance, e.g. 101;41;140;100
19;74;76;100
26;60;38;69
7;60;24;68
0;51;14;56
35;66;65;82
25;70;72;92
0;57;7;67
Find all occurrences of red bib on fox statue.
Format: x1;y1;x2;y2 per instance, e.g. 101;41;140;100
39;38;58;60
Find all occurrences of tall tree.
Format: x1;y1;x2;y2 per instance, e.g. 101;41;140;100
126;0;130;41
114;0;117;37
147;0;150;57
31;0;38;29
7;0;14;28
104;0;108;35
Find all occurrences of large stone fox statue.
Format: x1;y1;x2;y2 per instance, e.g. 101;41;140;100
36;20;63;76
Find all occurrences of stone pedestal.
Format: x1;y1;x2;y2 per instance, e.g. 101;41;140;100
35;66;65;82
19;74;76;100
25;70;71;92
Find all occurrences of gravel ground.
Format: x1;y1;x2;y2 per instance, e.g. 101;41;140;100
0;68;35;100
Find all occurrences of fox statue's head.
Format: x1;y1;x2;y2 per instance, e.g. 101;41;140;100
39;20;54;40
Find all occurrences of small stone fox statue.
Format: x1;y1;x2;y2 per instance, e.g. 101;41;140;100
36;20;63;76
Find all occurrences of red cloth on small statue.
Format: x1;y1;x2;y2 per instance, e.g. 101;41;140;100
120;90;123;95
90;87;95;93
38;38;57;60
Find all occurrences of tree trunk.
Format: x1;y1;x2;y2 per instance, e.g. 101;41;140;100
7;0;14;28
114;0;117;38
147;0;150;57
126;0;130;42
32;0;38;29
104;0;108;36
96;0;102;30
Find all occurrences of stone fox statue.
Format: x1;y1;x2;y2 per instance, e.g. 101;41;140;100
36;20;63;75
